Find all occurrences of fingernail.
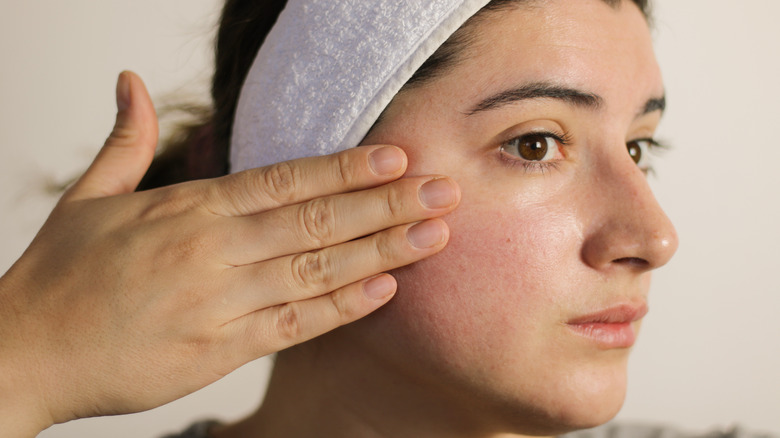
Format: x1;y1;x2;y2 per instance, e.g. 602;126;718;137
368;146;404;175
116;71;131;112
419;178;457;209
407;220;446;249
363;275;397;300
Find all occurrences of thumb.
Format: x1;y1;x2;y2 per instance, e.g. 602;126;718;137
65;71;159;202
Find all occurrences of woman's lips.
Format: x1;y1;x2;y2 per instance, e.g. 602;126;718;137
566;303;649;349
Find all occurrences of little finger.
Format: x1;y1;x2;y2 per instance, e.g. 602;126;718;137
223;274;397;361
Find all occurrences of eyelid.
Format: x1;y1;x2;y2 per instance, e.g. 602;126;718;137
630;137;673;154
497;124;571;145
489;116;570;145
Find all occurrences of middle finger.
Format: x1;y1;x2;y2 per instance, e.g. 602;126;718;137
219;176;460;266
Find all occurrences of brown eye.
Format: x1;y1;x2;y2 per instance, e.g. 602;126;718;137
626;139;654;170
501;133;559;162
627;140;643;164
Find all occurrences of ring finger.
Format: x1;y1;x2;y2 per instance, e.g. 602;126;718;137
218;218;449;320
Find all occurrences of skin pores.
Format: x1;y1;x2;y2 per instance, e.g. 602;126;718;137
269;1;679;436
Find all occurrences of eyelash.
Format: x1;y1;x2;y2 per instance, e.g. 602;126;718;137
498;129;572;174
628;137;671;176
499;131;670;175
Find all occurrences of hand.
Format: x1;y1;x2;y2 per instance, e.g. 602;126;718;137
0;72;460;436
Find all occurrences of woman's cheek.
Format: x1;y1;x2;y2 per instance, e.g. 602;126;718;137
387;198;584;360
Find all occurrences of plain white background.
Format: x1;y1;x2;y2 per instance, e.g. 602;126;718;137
1;1;778;437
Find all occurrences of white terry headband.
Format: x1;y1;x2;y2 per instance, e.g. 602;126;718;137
230;0;491;173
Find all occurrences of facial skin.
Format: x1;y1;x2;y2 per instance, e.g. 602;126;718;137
238;1;679;437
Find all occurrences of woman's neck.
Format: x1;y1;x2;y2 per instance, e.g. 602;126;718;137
213;331;549;438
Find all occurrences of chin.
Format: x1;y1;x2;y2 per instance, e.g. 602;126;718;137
547;389;626;434
495;359;630;436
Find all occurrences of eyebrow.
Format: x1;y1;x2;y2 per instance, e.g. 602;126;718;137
466;82;603;116
465;81;666;118
642;95;666;116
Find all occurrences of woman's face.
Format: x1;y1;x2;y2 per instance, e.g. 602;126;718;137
356;0;677;433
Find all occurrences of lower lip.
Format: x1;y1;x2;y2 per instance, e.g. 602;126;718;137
566;322;637;349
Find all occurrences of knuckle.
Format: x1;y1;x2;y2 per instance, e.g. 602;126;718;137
274;303;304;341
371;229;396;263
289;251;332;291
136;186;192;222
383;183;406;220
182;330;219;359
299;198;336;245
333;151;356;186
162;227;216;265
329;289;358;322
106;124;140;146
263;161;301;204
210;173;263;215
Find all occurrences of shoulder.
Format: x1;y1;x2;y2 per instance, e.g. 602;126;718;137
561;422;778;438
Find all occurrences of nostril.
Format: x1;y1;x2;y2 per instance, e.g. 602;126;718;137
613;257;649;268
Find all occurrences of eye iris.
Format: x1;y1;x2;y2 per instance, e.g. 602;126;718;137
627;141;642;164
518;134;550;161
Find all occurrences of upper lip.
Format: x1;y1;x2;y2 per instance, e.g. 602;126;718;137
567;302;649;325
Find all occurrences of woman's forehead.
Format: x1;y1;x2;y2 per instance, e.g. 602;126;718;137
431;0;663;114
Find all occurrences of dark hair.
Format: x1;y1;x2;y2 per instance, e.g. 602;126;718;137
137;0;651;190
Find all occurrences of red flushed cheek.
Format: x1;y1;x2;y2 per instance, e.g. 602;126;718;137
388;199;584;361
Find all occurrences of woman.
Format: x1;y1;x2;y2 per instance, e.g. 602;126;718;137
9;0;764;437
176;0;677;436
3;3;776;436
5;0;680;436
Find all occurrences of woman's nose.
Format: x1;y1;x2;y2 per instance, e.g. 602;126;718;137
580;149;679;272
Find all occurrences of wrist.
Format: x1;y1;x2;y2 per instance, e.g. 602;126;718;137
0;273;56;437
0;391;53;438
0;338;56;437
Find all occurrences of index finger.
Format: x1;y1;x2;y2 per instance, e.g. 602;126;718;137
201;145;407;217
